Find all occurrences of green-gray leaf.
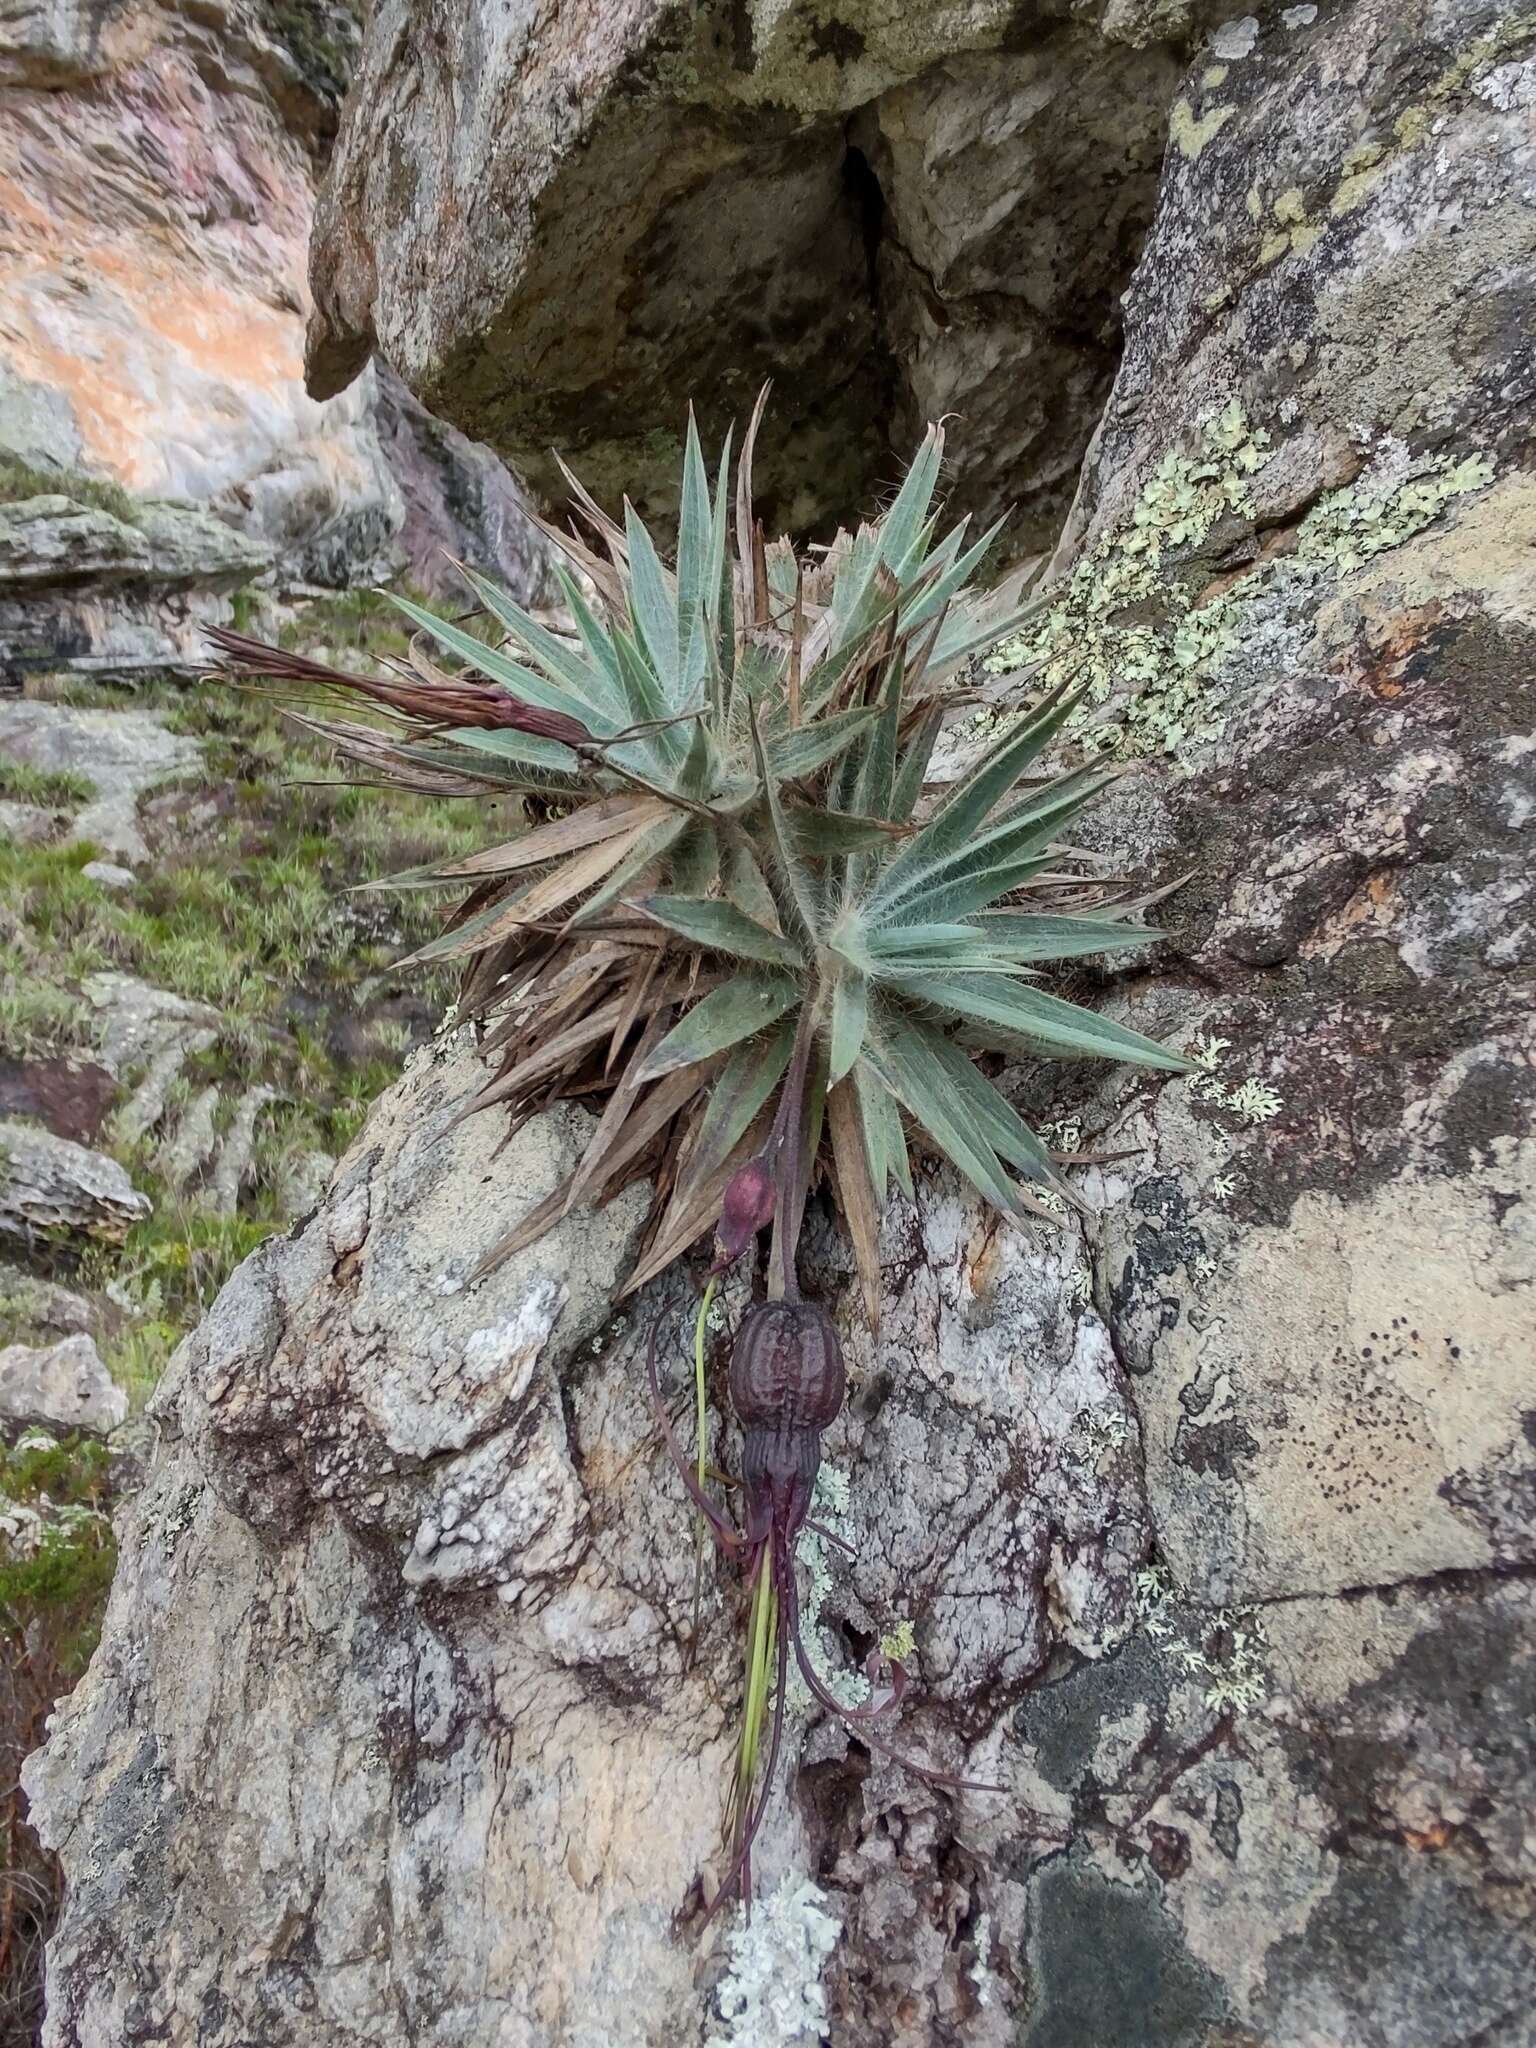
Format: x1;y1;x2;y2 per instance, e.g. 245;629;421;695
637;893;804;968
866;1006;1024;1218
766;706;878;783
827;973;868;1085
892;972;1192;1070
635;974;800;1080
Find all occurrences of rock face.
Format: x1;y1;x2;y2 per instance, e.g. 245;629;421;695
0;0;397;577
0;0;550;676
26;3;1536;2046
307;0;1205;550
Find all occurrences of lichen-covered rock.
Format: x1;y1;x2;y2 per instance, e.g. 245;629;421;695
306;0;1225;549
24;2;1536;2044
0;1120;150;1249
0;1333;127;1439
0;702;201;864
24;1029;1148;2047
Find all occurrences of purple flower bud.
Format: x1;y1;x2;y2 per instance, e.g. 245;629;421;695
710;1155;776;1273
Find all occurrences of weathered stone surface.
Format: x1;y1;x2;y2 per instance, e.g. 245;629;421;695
77;859;134;891
373;363;553;606
25;1031;1145;2047
0;1119;149;1249
0;0;550;680
0;795;61;844
0;702;201;863
25;2;1536;2044
0;1;399;584
79;973;222;1082
0;497;269;591
0;1332;126;1439
0;1054;117;1146
307;0;1205;549
0;1262;98;1341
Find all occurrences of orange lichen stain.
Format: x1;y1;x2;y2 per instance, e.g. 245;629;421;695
1403;1822;1455;1852
1345;603;1451;701
1300;870;1402;961
139;281;302;390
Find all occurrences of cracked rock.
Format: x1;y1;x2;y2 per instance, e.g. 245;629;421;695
0;1331;126;1439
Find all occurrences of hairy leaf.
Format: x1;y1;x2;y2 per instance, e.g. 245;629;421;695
893;972;1191;1069
636;974;799;1079
637;893;804;969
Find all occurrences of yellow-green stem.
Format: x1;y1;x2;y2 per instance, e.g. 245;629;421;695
687;1276;718;1654
735;1546;778;1824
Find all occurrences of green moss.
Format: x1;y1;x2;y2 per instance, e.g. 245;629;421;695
0;454;139;526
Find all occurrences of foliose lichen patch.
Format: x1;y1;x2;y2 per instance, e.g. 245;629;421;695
705;1872;842;2048
979;400;1494;767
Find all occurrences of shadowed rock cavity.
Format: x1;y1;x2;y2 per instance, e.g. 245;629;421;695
307;1;1194;552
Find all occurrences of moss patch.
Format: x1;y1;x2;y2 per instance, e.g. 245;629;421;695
0;455;139;526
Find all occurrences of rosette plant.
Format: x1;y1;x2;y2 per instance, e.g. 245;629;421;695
210;392;1186;1327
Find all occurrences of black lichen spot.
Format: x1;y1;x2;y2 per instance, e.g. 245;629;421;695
1021;1852;1230;2048
1148;1824;1192;1882
1177;1416;1261;1480
807;18;867;65
1211;1778;1244;1862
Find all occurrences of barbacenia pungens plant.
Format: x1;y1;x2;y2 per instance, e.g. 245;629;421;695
211;392;1190;1921
210;389;1188;1324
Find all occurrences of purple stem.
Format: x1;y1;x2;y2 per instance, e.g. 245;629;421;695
767;997;819;1303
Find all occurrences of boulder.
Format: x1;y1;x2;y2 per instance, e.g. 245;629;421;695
0;1333;127;1439
0;1119;150;1250
0;1262;99;1341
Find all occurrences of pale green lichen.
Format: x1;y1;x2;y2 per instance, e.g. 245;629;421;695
981;417;1494;771
1173;1608;1270;1713
981;400;1273;762
1186;1034;1284;1125
1040;1115;1084;1153
1170;97;1235;160
1190;1034;1231;1074
1071;1406;1130;1459
1207;1169;1238;1201
1134;1564;1177;1639
789;1467;867;1713
1133;1567;1270;1713
1294;453;1494;572
879;1618;916;1664
705;1873;841;2048
1226;1078;1284;1125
